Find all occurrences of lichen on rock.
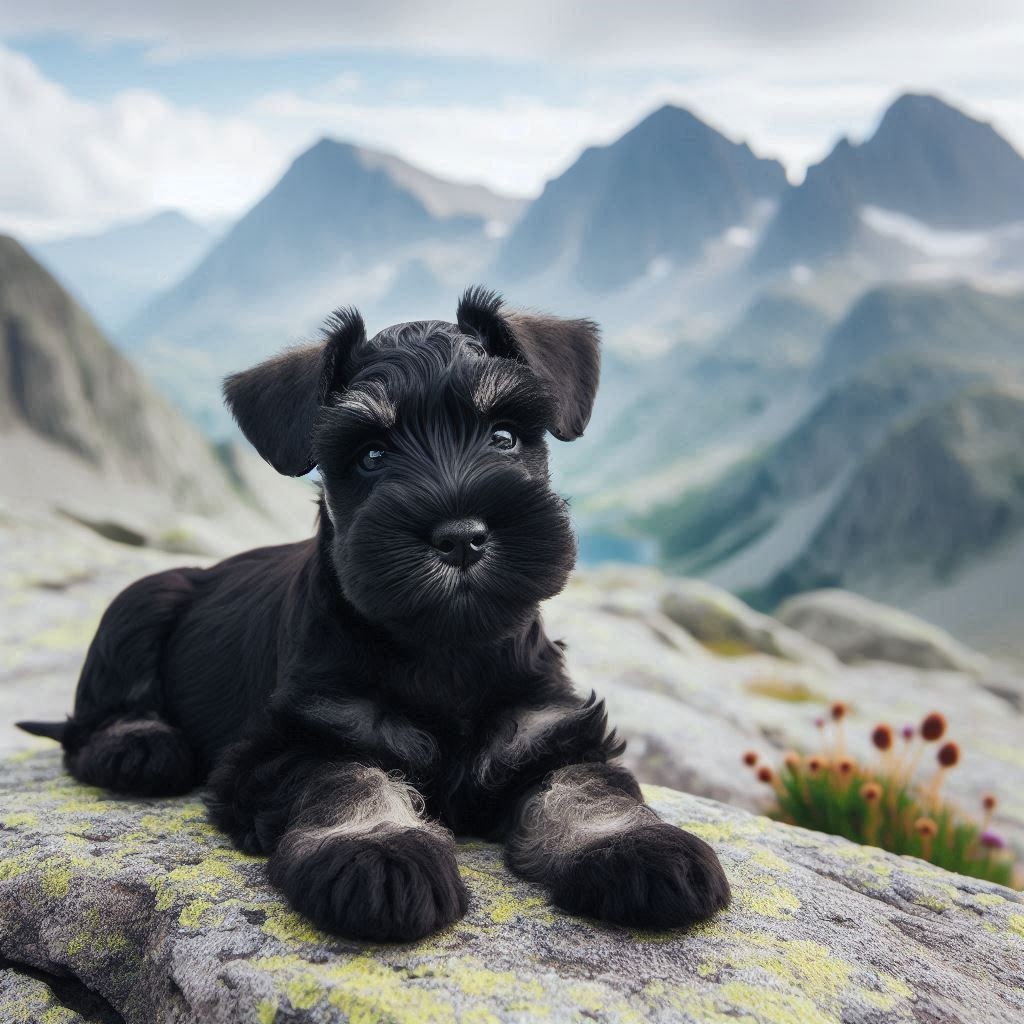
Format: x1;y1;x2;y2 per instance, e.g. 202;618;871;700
1;751;1022;1023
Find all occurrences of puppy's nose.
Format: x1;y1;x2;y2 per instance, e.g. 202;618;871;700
431;518;489;569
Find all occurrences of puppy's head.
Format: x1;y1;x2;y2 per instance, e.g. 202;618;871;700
224;287;600;644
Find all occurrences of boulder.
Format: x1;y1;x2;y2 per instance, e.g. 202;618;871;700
658;577;838;668
776;588;990;673
1;751;1022;1024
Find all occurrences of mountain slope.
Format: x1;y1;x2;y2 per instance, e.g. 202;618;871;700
643;356;991;576
817;282;1024;384
497;104;787;292
32;211;214;331
754;93;1024;272
0;235;311;550
756;386;1024;606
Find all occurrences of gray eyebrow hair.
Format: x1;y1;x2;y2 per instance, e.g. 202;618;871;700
333;380;398;429
471;363;536;415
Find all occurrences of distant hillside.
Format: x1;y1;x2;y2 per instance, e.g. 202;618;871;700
643;355;990;576
754;93;1024;272
497;104;787;292
32;211;214;332
817;283;1024;384
556;291;834;514
0;235;312;551
753;386;1024;607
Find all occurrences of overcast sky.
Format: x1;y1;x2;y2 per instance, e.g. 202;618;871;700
3;1;1023;240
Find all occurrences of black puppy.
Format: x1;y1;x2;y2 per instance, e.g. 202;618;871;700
20;288;730;941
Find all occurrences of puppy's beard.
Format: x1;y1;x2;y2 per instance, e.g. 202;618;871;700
337;468;576;645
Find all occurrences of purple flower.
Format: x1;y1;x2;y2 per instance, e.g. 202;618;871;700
901;724;915;741
980;830;1007;850
814;717;825;729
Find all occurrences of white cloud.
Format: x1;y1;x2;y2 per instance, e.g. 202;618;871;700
3;3;1024;238
0;45;286;239
1;1;1022;64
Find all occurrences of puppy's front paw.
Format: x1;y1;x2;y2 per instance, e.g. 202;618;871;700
268;827;468;941
552;822;730;928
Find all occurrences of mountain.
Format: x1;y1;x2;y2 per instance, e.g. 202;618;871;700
817;282;1024;384
496;104;787;293
754;93;1024;273
646;355;991;575
639;281;1024;577
0;235;312;552
32;211;214;332
754;386;1024;611
123;138;516;435
556;291;834;516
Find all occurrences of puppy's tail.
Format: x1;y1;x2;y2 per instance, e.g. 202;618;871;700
16;720;68;743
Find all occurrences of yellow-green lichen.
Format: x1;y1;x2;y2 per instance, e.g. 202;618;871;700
255;999;279;1024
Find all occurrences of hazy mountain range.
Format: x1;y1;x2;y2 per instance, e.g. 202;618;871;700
31;211;216;333
14;89;1024;656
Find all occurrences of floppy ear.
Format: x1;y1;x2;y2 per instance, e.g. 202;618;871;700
223;308;367;476
456;286;600;441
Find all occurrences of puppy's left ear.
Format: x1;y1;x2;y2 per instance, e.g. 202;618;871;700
456;286;600;441
223;308;366;475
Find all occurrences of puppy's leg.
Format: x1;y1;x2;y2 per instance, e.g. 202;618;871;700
56;569;204;796
66;714;202;797
206;735;467;941
505;763;730;928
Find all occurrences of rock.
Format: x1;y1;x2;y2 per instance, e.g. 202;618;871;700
547;575;1024;853
776;588;990;673
658;577;838;669
1;751;1022;1024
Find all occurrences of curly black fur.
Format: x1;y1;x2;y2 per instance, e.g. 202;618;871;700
20;289;730;940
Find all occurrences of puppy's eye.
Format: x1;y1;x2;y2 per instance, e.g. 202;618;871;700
357;445;388;473
489;427;517;451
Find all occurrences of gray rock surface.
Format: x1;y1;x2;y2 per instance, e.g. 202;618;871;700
776;587;990;673
1;750;1022;1024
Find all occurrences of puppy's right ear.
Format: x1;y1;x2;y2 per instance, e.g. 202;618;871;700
223;308;366;476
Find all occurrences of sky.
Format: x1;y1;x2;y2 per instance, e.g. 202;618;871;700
3;1;1024;240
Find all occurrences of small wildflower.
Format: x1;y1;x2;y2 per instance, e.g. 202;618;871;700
807;756;827;774
920;712;947;742
937;742;960;768
783;751;801;770
757;766;774;784
831;701;848;721
982;794;997;812
814;716;826;730
980;830;1007;850
835;757;855;776
871;724;893;751
860;782;882;802
742;750;759;767
901;724;915;741
914;817;938;838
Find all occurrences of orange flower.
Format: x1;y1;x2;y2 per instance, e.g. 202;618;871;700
920;712;947;742
831;701;848;721
860;782;882;802
937;742;960;768
914;817;938;838
871;724;894;751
